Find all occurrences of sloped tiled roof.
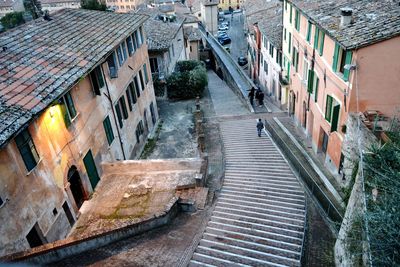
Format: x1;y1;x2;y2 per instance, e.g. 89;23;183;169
290;0;400;49
244;0;282;48
0;9;148;148
0;0;14;8
137;8;184;51
184;26;202;41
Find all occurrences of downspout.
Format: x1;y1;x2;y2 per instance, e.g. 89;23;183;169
100;64;127;160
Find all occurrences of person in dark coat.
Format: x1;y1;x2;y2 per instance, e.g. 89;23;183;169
255;88;261;102
256;119;264;137
258;91;265;107
248;87;255;106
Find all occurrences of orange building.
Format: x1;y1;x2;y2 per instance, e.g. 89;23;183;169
0;9;158;256
282;0;400;174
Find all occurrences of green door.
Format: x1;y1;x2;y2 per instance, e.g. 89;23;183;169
83;149;100;190
331;105;340;132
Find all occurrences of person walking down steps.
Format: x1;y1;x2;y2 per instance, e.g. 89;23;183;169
256;119;264;137
248;87;255;106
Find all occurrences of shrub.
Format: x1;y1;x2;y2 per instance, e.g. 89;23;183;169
81;0;107;11
167;60;208;100
1;12;25;29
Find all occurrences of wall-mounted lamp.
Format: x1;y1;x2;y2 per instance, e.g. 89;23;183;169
49;105;57;118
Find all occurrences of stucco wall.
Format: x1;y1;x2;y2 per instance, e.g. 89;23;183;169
0;28;158;257
349;35;400;117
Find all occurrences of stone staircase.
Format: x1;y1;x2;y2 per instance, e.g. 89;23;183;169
189;119;306;267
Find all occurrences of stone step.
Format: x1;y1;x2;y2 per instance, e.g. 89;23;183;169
197;240;300;267
225;168;295;177
210;216;304;241
194;246;289;267
220;192;305;210
223;181;304;196
218;195;305;215
221;189;305;206
222;186;305;201
214;205;304;227
223;178;302;190
205;223;302;252
222;141;276;147
225;163;292;171
226;158;287;163
189;258;218;267
190;253;245;267
202;233;301;260
224;172;298;181
225;154;283;159
217;201;305;221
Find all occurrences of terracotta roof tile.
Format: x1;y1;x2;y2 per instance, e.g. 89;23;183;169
0;9;148;147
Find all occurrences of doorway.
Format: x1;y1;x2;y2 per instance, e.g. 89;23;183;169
26;223;46;248
83;149;100;190
67;166;85;209
62;201;75;227
322;131;329;154
302;101;307;128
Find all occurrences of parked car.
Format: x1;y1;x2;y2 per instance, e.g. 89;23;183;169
218;36;231;45
237;56;248;66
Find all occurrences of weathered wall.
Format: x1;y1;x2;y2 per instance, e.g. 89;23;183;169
0;27;159;257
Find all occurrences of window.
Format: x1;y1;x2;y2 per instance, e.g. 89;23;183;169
15;129;40;172
288;33;291;53
122;42;128;60
294;9;300;31
127;36;134;55
115;102;123;128
132;31;138;50
302;59;309;83
269;43;274;57
61;91;77;128
135;120;144;143
103;116;114;145
292;47;299;72
313;27;325;56
276;51;282;66
171;43;175;57
119;96;128;120
143;64;149;84
128;81;138;105
139;70;145;91
89;66;105;95
332;43;353;81
289;4;292;23
126;88;133;111
264;60;268;74
133;75;141;97
149;58;159;73
284;28;286;41
117;45;124;67
306;21;312;43
325;95;333;122
107;52;118;78
307;70;319;96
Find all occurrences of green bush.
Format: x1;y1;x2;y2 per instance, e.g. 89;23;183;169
1;12;25;29
152;74;165;97
81;0;107;11
167;60;208;100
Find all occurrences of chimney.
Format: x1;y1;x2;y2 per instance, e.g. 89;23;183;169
340;7;353;27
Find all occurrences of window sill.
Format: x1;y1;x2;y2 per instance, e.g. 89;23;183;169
26;157;43;176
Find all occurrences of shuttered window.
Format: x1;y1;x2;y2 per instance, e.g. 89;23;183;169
306;21;312;43
343;51;353;81
134;76;141;97
89;66;105;96
139;70;145;91
325;95;333;122
143;64;149;84
288;33;291;53
332;43;340;72
119;96;128;120
103;116;114;145
61;92;77;128
295;9;300;31
15;129;40;172
126;89;133;111
115;103;123;128
314;76;319;102
289;4;292;23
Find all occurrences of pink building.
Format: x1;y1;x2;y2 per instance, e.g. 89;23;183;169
282;0;400;173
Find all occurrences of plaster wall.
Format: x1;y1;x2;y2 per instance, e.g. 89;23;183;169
0;26;158;257
349;35;400;117
201;3;218;35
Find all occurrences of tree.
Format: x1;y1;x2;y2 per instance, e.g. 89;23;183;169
81;0;107;11
0;12;25;30
23;0;42;19
167;60;208;99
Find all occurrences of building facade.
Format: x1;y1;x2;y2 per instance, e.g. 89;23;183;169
41;0;80;13
200;0;218;35
0;9;158;256
218;0;243;12
282;0;400;174
0;0;24;18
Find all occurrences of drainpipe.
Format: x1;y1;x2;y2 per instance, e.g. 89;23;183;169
101;64;127;160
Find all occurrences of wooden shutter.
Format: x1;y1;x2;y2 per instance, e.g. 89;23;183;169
103;116;114;145
314;77;319;102
325;95;333;122
307;70;314;93
343;51;353;81
332;43;340;72
319;32;325;56
306;21;312;42
313;27;319;49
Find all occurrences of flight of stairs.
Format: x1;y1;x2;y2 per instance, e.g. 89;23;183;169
189;119;306;267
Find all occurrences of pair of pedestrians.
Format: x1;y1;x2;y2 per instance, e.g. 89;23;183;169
248;87;265;107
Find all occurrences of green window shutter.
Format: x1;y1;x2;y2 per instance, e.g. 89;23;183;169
306;21;312;42
143;64;149;84
15;129;39;172
325;95;333;122
103;116;115;145
115;103;123;128
314;77;319;102
307;70;314;93
343;51;353;81
289;5;292;23
332;43;340;72
295;10;300;31
331;105;340;132
61;102;71;128
319;32;325;56
313;27;319;49
288;33;291;53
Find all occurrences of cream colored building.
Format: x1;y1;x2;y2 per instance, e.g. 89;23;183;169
0;9;158;256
